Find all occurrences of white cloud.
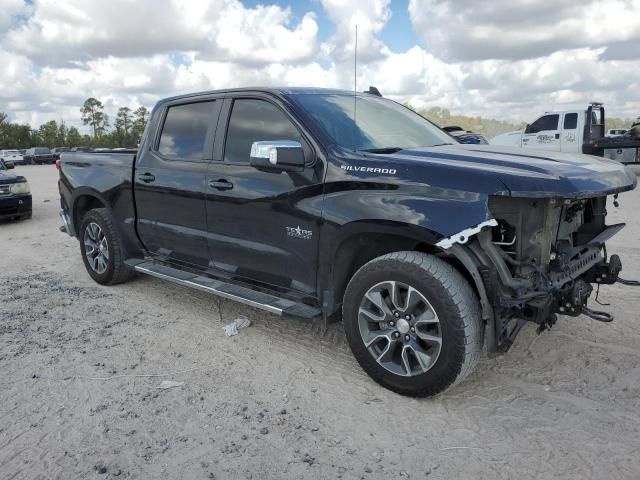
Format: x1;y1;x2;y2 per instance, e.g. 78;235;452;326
409;0;640;61
6;0;319;66
0;0;28;33
320;0;391;63
204;3;319;65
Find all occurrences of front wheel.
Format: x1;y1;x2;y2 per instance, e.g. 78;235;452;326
342;251;483;397
79;208;134;285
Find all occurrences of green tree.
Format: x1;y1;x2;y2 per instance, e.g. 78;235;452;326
0;112;9;147
131;106;149;145
56;121;68;146
38;120;59;148
66;126;82;147
114;107;132;146
80;98;108;138
8;124;34;149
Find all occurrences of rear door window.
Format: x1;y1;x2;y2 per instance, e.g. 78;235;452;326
157;101;217;160
223;99;301;164
525;114;560;134
563;113;578;130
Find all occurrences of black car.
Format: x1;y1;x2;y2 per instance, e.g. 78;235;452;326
0;159;32;221
24;147;55;165
58;87;637;397
443;126;489;144
52;147;71;160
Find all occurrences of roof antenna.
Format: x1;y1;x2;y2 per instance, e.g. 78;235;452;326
352;24;358;151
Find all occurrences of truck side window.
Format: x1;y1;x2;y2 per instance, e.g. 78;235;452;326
224;99;301;163
525;114;559;134
157;101;216;160
564;113;578;130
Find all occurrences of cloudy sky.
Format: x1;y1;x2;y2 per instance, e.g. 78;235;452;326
1;0;639;131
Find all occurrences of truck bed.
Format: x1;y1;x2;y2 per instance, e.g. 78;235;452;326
593;137;640;149
591;136;640;164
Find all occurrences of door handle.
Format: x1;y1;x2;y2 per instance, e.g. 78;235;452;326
209;179;234;191
138;172;155;183
555;133;560;139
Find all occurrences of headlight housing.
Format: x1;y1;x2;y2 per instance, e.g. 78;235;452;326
10;181;30;194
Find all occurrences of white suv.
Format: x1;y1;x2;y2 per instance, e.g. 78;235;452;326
0;150;24;166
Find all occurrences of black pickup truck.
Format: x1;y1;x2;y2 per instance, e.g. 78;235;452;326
58;87;637;396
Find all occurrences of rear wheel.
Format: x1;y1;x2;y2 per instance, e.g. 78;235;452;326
79;208;134;285
342;251;483;397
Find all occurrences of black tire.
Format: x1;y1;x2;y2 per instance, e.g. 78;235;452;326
79;208;134;285
342;251;483;397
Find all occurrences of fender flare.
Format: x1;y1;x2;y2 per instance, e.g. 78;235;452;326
70;187;113;231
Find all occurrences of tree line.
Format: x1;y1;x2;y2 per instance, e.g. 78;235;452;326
414;106;637;138
0;98;148;150
0;99;636;150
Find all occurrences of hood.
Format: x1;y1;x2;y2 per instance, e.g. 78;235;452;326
0;169;25;184
378;144;637;199
490;129;524;146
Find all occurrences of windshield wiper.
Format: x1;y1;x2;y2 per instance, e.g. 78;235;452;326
358;147;404;154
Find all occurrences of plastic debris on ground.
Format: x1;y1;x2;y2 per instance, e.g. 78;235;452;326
156;380;185;390
223;315;251;336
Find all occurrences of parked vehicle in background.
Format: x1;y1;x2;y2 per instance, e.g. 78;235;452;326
443;126;489;145
52;147;71;160
491;103;640;163
70;147;91;152
604;124;640;163
606;129;627;137
0;150;25;166
0;159;32;221
24;147;55;165
59;87;637;397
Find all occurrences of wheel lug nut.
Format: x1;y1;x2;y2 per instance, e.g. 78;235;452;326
405;335;410;341
404;315;410;320
410;327;415;332
389;321;395;327
394;332;400;338
394;311;400;318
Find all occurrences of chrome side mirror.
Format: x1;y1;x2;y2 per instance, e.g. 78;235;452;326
250;140;305;171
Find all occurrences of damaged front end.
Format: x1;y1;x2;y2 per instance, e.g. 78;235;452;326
445;194;632;353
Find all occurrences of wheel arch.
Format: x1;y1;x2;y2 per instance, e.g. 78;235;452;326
71;189;110;235
323;221;489;323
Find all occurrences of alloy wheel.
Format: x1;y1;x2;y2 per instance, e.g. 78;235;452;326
358;281;442;377
84;222;109;274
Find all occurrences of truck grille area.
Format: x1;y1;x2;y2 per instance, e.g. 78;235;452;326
0;185;11;196
547;247;602;288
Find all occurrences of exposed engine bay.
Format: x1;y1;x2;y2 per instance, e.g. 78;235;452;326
450;194;634;353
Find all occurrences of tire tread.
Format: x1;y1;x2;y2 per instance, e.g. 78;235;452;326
343;251;483;396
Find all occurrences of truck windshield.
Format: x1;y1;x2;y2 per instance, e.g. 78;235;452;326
292;94;454;151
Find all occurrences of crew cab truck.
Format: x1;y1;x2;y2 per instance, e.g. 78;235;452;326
58;88;638;397
491;103;640;163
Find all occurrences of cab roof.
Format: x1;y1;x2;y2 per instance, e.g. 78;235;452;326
158;87;373;106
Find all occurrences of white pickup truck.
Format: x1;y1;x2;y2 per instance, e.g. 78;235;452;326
491;103;640;163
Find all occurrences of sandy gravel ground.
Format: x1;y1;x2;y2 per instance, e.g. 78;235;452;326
1;165;640;480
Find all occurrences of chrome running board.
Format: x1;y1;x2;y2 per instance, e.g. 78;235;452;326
130;260;321;319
